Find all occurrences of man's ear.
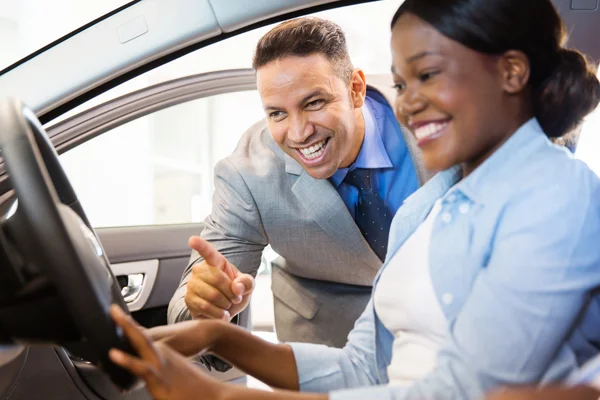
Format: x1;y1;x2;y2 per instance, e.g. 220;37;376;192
500;50;531;94
349;68;367;108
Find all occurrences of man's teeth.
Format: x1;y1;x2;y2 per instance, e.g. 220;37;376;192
415;121;449;140
299;139;327;159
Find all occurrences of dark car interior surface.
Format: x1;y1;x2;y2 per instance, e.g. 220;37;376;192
0;1;598;400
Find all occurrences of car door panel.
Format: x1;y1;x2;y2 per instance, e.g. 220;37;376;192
98;224;201;322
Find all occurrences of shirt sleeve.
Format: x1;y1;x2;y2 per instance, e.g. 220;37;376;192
290;299;383;392
168;157;268;324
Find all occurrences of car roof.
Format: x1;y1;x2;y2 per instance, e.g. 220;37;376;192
0;0;597;123
0;0;369;121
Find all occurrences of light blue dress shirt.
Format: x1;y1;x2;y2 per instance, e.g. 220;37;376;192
290;118;600;399
330;90;418;221
569;354;600;388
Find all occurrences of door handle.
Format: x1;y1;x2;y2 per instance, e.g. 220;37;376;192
110;259;159;311
119;273;144;303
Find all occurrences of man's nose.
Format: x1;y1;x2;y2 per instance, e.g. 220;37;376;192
287;114;314;143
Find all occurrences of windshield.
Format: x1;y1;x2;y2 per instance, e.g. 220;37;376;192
0;0;134;71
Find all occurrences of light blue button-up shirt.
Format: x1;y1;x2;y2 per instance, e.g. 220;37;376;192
290;118;600;399
330;90;418;222
569;354;600;389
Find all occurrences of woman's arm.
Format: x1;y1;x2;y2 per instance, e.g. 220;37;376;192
211;326;298;390
110;305;326;400
148;316;300;390
485;386;600;400
225;388;327;400
152;298;384;394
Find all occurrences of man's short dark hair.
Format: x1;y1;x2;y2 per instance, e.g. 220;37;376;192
252;17;354;82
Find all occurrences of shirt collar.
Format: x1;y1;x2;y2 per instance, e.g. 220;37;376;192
449;117;550;204
330;99;393;187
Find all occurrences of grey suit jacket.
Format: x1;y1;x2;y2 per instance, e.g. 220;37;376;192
168;82;429;348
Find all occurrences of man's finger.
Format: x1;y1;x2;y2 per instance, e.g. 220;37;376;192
110;305;160;366
186;297;231;320
232;274;255;297
221;261;238;281
188;236;226;269
189;263;237;301
186;279;233;310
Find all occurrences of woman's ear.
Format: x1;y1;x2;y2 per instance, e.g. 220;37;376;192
500;50;531;94
349;68;367;108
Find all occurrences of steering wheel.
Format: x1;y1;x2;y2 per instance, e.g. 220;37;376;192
0;98;137;389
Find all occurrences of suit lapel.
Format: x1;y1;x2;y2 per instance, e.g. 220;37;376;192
286;155;381;269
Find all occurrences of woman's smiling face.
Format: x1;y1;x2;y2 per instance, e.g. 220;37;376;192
391;12;531;176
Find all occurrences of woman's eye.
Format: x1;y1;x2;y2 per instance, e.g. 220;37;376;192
393;82;406;93
419;70;439;82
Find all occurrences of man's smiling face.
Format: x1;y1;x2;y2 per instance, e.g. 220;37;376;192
257;53;365;179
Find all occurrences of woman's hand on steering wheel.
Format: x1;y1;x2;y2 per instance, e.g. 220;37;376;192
108;305;227;400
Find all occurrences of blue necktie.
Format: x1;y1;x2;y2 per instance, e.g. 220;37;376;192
343;168;392;261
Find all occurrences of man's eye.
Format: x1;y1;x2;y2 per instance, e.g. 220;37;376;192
306;99;324;109
269;111;285;120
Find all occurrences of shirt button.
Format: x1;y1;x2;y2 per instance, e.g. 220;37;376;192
459;203;470;214
442;293;454;305
441;212;452;223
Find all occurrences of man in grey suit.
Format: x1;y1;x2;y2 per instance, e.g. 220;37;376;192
168;17;427;362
